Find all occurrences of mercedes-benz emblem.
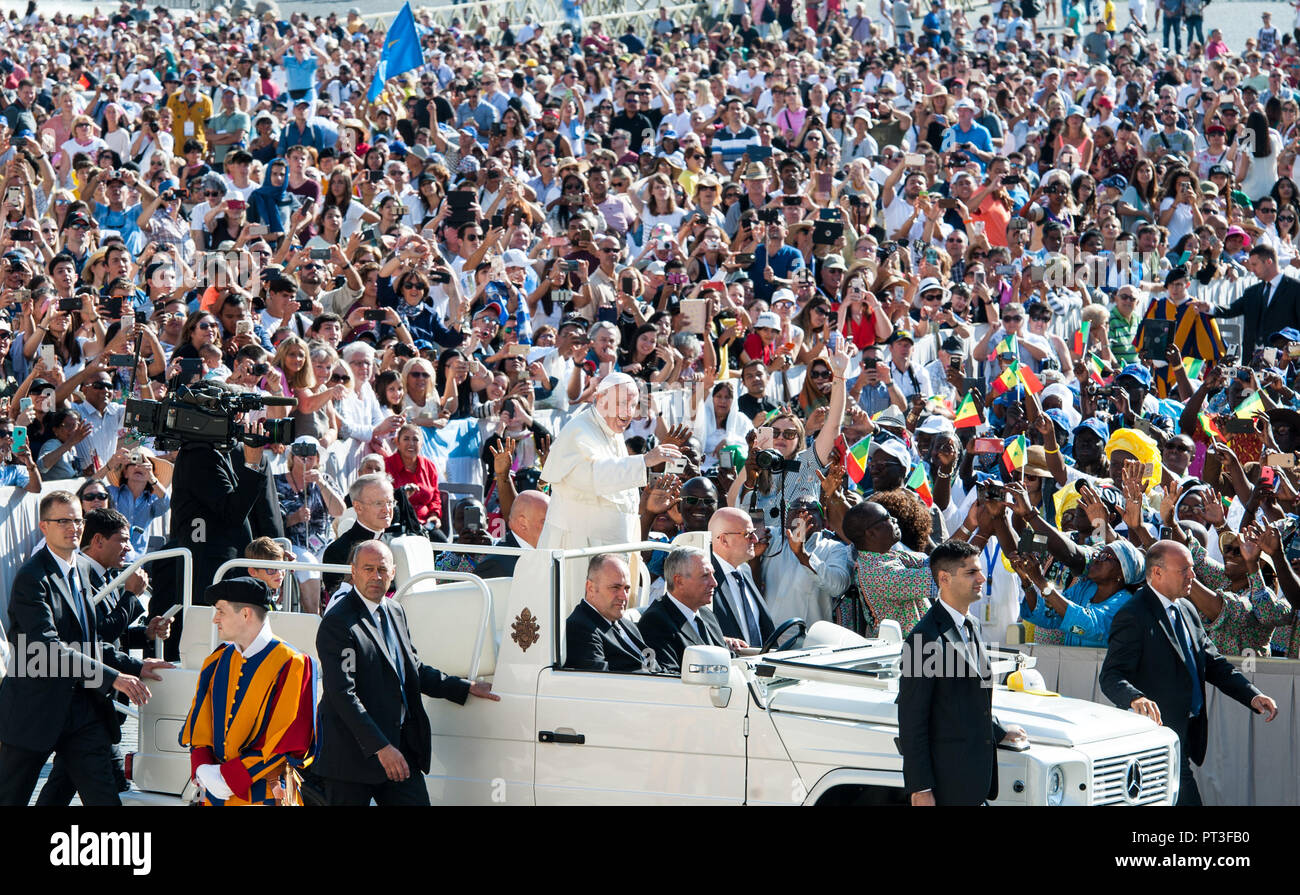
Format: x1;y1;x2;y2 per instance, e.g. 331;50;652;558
1125;760;1143;802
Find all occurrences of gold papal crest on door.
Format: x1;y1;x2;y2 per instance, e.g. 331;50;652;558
511;608;540;651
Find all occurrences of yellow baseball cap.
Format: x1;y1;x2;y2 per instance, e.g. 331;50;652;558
1007;668;1059;697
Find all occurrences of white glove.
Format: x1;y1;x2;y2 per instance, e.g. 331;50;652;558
196;763;234;800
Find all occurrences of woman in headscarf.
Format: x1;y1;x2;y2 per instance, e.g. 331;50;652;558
1010;539;1144;648
692;378;753;471
248;158;294;241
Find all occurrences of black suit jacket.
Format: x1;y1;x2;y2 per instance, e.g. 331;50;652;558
0;547;142;752
88;565;147;746
896;601;1005;806
313;590;471;785
473;530;522;580
1212;275;1300;353
710;554;775;646
637;594;727;673
1100;585;1261;766
564;600;657;673
168;443;269;598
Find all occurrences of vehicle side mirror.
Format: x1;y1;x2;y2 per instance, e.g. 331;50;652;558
680;645;731;686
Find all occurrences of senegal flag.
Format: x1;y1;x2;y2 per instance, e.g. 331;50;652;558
1234;389;1265;419
1087;353;1108;385
991;365;1019;396
1002;434;1027;474
845;435;872;484
954;391;983;428
1198;412;1225;442
996;333;1018;357
906;463;934;507
1072;321;1091;356
1015;362;1044;395
1183;357;1205;379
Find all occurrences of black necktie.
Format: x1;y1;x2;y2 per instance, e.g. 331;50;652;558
376;604;406;688
963;619;988;678
1169;606;1204;716
695;616;712;645
731;571;762;646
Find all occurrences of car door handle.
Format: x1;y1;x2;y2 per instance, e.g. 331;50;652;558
538;730;585;744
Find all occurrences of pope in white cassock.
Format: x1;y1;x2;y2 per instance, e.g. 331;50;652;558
536;373;682;609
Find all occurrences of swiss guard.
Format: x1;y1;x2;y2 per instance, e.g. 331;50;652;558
180;578;318;805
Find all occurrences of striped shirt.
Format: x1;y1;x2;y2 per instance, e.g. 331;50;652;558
712;125;759;173
1135;297;1226;397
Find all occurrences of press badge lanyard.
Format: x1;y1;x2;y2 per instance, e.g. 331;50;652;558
982;540;1001;623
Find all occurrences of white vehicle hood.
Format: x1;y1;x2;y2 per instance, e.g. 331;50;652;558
765;681;1158;747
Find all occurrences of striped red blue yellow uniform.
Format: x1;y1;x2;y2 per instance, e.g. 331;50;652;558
1136;298;1227;398
180;639;319;806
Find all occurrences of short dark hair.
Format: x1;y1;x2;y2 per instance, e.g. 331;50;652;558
81;507;129;548
929;539;981;584
39;490;77;520
1249;242;1278;263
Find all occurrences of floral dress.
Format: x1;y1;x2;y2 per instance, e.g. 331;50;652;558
1189;540;1293;656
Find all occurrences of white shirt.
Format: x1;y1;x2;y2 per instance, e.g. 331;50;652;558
1264;270;1285;308
665;591;699;628
938;597;980;652
713;552;762;642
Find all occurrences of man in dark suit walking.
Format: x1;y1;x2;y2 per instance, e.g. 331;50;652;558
311;540;499;806
38;508;173;805
564;554;657;672
1195;243;1300;354
639;546;741;673
707;507;774;648
0;491;166;806
1100;540;1278;806
897;540;1027;806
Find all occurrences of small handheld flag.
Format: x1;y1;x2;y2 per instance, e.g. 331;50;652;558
1087;353;1108;385
953;391;983;428
991;365;1019;396
996;333;1018;357
1182;357;1205;379
1234;389;1265;419
1015;362;1044;395
1198;412;1225;442
1002;434;1027;474
906;463;934;507
845;435;872;484
1072;321;1091;356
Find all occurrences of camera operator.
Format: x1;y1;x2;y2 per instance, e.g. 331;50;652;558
162;383;279;657
274;435;344;613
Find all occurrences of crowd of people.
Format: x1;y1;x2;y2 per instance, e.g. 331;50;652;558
0;0;1297;805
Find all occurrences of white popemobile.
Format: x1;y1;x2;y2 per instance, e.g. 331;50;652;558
114;540;1179;806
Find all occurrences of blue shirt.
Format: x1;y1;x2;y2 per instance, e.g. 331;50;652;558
749;243;805;302
93;202;143;245
939;122;993;170
108;483;170;553
0;462;29;488
1020;579;1135;647
283;55;318;93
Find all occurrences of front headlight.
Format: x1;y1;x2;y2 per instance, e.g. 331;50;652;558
1046;765;1065;806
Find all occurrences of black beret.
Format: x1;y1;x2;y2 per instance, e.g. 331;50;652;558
205;576;276;611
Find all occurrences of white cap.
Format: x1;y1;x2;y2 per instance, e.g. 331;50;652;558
502;249;531;269
917;415;956;436
754;311;781;329
594;372;639;394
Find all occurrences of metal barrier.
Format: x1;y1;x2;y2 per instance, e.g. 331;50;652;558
392;569;494;680
89;547;194;659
